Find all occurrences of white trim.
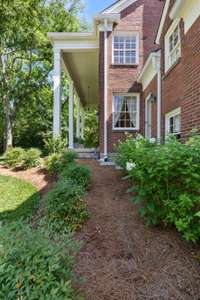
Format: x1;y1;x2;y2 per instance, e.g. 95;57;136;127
155;0;170;44
104;19;108;160
76;97;81;139
169;0;187;19
164;19;181;73
145;94;152;139
101;0;138;14
112;31;139;65
53;48;61;138
165;107;181;136
112;93;140;131
69;81;74;149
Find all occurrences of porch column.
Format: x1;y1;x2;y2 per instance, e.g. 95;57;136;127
53;48;61;137
69;80;74;149
81;108;85;140
76;97;81;139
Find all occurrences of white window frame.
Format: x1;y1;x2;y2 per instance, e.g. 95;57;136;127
112;93;140;131
164;19;181;72
112;31;139;65
165;107;181;137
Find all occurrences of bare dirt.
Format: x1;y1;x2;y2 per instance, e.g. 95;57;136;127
75;160;200;300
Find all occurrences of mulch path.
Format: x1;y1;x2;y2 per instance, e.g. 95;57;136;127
75;160;200;300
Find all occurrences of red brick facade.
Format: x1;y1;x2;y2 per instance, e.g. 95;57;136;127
156;1;200;140
99;0;164;155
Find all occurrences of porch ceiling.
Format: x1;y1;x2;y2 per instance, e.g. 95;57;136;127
63;50;99;108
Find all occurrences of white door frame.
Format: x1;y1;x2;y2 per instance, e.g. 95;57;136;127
145;94;152;139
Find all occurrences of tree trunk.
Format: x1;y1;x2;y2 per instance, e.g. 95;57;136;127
3;95;13;152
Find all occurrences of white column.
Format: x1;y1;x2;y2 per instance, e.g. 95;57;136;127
69;81;74;149
104;19;108;160
81;108;85;140
53;48;61;138
156;51;161;142
76;97;81;139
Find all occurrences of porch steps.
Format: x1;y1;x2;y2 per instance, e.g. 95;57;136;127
74;148;100;159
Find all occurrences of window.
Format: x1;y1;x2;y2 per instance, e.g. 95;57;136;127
165;108;181;138
113;33;138;65
165;21;181;71
113;94;139;130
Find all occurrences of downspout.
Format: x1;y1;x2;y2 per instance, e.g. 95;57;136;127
104;19;108;161
156;52;161;142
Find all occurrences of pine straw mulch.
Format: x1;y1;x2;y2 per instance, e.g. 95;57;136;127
75;160;200;300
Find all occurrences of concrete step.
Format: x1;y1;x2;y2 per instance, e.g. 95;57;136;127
74;148;100;159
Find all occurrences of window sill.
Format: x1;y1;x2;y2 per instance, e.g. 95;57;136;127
112;128;139;132
163;57;181;79
111;64;139;69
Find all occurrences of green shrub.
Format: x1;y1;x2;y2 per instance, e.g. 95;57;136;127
44;180;88;233
0;221;83;300
117;135;200;242
62;150;78;164
4;147;26;167
44;151;78;175
23;148;41;169
60;164;91;188
44;137;66;155
44;153;62;175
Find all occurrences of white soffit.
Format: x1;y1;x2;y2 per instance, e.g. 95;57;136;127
100;0;138;14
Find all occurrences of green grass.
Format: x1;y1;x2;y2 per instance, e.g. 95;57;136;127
0;175;40;221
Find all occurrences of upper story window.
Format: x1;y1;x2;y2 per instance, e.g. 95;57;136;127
113;94;140;130
112;32;139;65
165;108;181;139
165;20;181;72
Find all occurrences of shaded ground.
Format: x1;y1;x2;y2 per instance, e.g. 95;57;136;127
0;166;56;223
75;160;200;300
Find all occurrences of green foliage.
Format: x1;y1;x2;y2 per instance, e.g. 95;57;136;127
43;180;88;233
44;137;66;155
44;150;78;175
83;109;99;148
60;163;91;188
23;148;41;169
3;147;41;169
0;221;83;300
44;153;62;175
0;0;86;151
4;147;26;167
117;135;200;242
0;175;39;221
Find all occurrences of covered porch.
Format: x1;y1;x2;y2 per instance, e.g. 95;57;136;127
48;32;99;156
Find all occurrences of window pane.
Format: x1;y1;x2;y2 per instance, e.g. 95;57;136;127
113;95;137;128
113;35;137;64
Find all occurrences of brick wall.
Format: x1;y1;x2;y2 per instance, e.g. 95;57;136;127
159;0;200;140
99;0;164;155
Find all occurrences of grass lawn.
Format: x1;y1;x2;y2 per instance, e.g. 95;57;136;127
0;175;40;221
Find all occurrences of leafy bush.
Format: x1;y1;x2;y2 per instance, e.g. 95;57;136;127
60;164;91;188
117;135;200;242
4;147;26;167
44;137;66;155
44;153;62;175
23;148;41;169
62;150;78;164
0;221;83;300
44;180;88;233
44;151;78;175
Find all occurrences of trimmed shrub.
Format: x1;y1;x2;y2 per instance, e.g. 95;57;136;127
117;135;200;242
0;221;83;300
60;164;91;188
23;148;41;169
44;153;62;175
44;137;66;155
44;151;78;175
4;147;26;167
44;180;88;233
